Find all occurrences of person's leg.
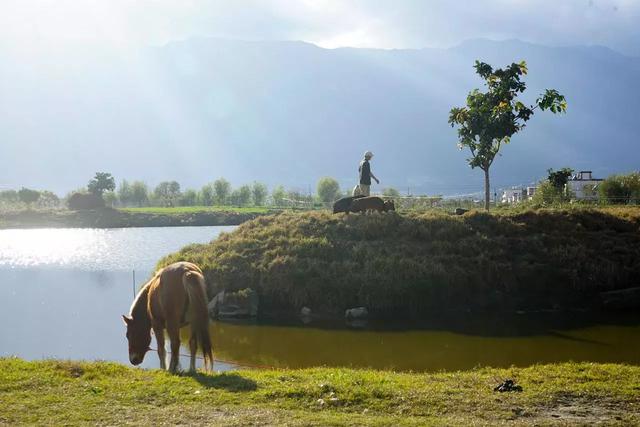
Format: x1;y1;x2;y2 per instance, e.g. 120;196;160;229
361;185;370;196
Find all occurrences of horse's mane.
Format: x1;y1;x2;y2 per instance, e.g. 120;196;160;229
129;273;158;320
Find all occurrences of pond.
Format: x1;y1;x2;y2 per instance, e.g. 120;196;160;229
1;226;639;372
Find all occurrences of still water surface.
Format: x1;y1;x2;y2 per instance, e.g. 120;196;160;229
1;226;639;372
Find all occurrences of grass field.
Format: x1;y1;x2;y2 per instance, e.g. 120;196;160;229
1;358;638;425
120;206;273;214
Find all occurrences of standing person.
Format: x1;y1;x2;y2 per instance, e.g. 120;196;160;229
353;151;379;196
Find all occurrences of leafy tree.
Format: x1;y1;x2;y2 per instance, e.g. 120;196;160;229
199;183;214;206
118;179;133;206
103;191;117;207
599;172;640;205
181;189;198;206
382;187;401;198
547;168;574;190
252;182;268;206
88;172;116;196
449;60;567;210
531;180;572;206
213;178;231;205
37;191;60;208
0;190;19;206
287;190;313;207
229;185;252;207
317;177;340;204
18;188;40;206
271;185;287;207
130;181;149;207
154;181;181;207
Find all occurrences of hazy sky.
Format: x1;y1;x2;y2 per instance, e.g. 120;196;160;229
1;0;639;55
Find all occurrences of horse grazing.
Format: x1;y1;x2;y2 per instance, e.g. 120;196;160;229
122;261;213;372
332;194;365;214
350;196;396;213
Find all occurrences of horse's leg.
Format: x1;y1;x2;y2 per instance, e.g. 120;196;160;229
167;320;181;373
189;329;197;373
152;325;167;370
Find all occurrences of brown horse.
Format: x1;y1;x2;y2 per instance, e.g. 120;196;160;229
122;261;213;372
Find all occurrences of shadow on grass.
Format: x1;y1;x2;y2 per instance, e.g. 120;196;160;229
190;372;258;392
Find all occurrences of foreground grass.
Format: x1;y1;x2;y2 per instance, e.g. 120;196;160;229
1;359;638;426
120;206;273;214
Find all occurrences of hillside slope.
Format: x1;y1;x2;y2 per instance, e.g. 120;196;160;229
160;208;640;318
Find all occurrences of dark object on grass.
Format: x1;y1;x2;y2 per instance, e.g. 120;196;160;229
332;195;365;213
454;208;469;215
493;379;523;392
67;192;105;210
350;196;395;213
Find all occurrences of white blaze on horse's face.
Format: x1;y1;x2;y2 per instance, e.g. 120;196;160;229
123;314;150;365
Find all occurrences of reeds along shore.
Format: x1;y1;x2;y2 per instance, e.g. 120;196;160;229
159;207;640;318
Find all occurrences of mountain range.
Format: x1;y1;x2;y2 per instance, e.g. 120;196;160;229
1;38;638;196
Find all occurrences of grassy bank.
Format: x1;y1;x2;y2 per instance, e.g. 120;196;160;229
1;358;638;426
159;207;640;318
0;207;268;229
120;206;272;214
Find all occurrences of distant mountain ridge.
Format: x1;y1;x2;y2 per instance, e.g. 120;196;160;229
1;38;638;195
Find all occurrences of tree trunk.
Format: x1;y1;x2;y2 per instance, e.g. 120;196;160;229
483;167;491;211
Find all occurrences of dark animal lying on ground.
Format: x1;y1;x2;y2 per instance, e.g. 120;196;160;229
350;197;396;213
333;195;365;213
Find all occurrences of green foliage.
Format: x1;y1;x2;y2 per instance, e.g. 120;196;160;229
36;191;60;208
382;187;401;198
531;181;569;205
271;185;287;206
117;179;132;206
199;183;215;206
102;191;117;207
599;172;640;205
121;206;269;214
316;177;340;203
229;185;252;207
87;172;115;196
180;189;198;206
130;181;149;207
213;178;231;205
547;167;574;190
252;182;268;206
287;190;313;207
153;181;181;207
17;187;40;206
0;190;19;206
449;60;566;210
160;209;640;318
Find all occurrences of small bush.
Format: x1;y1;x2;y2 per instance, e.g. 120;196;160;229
67;192;105;210
599;172;640;205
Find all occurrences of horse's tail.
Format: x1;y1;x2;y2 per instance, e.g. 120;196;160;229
183;270;213;370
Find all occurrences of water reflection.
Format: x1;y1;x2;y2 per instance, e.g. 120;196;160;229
207;319;640;372
0;226;639;372
0;226;235;270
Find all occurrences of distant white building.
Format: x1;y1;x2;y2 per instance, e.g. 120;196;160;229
501;186;537;204
566;171;602;201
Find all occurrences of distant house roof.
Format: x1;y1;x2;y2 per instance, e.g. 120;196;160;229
569;171;603;181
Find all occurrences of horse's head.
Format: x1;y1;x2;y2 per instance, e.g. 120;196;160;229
122;314;151;365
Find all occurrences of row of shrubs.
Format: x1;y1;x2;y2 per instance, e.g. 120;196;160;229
159;209;640;318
